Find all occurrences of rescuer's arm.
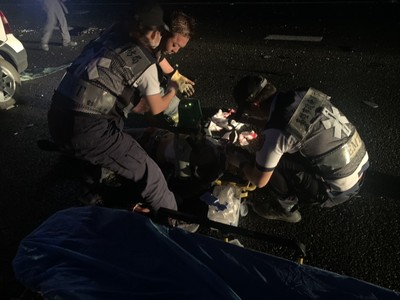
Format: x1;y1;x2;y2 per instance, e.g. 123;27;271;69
226;150;273;188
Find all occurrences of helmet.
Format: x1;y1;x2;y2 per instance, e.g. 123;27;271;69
130;1;169;31
233;75;268;119
233;75;268;106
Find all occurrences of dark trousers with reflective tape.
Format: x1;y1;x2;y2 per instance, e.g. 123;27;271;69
268;153;364;208
48;95;177;212
268;153;324;207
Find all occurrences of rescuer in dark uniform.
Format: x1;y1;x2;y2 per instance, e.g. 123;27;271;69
132;10;196;125
47;1;179;213
227;76;370;223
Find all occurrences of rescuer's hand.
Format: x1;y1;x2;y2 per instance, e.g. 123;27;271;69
170;70;195;97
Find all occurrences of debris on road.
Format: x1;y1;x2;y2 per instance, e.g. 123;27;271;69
362;100;379;108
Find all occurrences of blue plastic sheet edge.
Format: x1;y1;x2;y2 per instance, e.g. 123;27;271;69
12;206;400;300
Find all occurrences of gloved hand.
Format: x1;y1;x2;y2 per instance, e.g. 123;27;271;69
170;70;195;97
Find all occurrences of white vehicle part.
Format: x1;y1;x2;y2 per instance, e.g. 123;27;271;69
3;34;25;53
0;58;21;109
0;11;10;43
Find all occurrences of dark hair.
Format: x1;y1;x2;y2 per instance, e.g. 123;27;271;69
169;11;196;38
126;1;168;34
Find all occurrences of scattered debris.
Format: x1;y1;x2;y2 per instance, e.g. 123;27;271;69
13;123;35;136
238;131;257;146
80;27;103;35
20;63;72;82
17;29;34;33
208;110;257;147
362;100;379;108
210;109;236;131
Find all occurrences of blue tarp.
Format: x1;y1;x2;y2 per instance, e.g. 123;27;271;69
13;206;400;300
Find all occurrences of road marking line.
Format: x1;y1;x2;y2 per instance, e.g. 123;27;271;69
265;35;323;42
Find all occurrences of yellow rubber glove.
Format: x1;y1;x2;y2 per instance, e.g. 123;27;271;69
170;70;195;97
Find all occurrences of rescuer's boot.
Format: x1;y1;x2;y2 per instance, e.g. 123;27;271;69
252;197;302;223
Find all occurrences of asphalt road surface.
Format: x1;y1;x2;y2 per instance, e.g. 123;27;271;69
1;1;400;298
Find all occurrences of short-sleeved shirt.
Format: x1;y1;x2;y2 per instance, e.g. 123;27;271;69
134;64;162;97
255;96;369;194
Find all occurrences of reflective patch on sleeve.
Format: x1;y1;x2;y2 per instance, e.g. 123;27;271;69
98;57;111;68
87;59;99;80
87;57;112;80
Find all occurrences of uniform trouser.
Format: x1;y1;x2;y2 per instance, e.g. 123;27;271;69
268;153;365;209
41;0;71;45
268;153;324;210
48;95;177;212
